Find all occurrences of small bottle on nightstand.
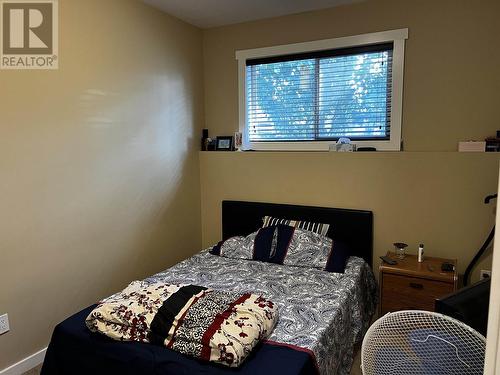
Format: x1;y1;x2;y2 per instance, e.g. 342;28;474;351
418;244;424;263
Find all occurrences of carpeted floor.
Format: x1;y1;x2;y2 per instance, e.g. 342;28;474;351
22;364;42;375
351;347;362;375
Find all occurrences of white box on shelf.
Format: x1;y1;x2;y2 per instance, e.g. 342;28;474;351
458;141;486;152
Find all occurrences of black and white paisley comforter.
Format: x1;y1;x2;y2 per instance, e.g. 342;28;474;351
147;250;377;375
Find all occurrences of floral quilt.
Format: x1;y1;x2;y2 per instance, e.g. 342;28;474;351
86;281;277;367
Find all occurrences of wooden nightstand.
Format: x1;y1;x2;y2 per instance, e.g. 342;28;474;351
379;251;458;315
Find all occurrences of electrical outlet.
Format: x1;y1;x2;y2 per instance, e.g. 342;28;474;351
0;313;9;335
480;270;492;280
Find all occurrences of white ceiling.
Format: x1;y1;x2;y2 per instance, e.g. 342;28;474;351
143;0;361;28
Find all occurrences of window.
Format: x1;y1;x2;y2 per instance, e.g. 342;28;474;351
236;29;408;151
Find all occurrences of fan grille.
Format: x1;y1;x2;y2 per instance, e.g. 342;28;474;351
361;310;486;375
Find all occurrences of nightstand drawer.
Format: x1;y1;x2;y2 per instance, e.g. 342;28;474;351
381;273;454;313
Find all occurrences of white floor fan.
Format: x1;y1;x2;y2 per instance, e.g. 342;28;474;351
361;310;486;375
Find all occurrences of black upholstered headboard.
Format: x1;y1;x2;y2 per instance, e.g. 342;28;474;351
222;200;373;266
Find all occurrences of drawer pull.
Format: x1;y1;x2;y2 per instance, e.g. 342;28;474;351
409;282;423;289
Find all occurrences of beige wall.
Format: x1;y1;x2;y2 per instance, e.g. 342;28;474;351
200;0;500;280
203;0;500;150
200;152;498;280
0;0;203;369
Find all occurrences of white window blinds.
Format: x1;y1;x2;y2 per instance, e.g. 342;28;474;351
246;43;393;142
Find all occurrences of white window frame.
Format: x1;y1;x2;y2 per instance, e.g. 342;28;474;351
236;29;408;151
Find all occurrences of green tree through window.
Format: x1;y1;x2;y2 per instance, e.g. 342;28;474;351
246;48;392;142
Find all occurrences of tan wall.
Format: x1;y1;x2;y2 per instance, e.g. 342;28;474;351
200;152;498;280
200;0;500;282
0;0;203;369
203;0;500;150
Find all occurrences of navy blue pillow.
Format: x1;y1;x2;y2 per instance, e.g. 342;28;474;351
253;225;295;265
209;240;224;256
324;241;350;273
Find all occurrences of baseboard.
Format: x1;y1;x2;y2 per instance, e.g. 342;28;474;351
0;348;46;375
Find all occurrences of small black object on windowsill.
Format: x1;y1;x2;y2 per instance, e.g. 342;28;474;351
201;128;209;151
357;147;377;152
201;129;217;151
485;130;500;152
206;139;217;151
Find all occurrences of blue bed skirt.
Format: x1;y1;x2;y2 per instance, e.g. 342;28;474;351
42;305;317;375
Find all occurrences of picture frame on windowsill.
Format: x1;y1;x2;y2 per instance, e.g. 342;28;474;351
215;136;234;151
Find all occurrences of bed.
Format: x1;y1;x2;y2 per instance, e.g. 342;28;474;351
42;201;377;375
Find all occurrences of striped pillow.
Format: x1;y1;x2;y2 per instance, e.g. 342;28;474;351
262;216;330;236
